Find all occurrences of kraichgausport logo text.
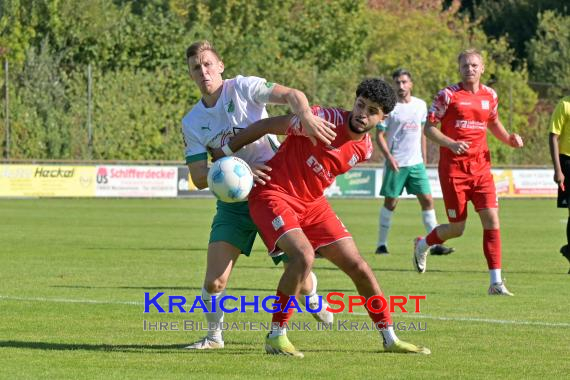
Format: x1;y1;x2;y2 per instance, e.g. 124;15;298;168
143;292;426;314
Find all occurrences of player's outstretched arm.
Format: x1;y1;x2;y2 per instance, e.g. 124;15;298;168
229;115;291;152
269;84;336;146
209;115;293;161
488;119;523;148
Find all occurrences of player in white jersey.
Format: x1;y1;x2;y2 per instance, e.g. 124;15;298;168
181;41;337;350
375;69;453;256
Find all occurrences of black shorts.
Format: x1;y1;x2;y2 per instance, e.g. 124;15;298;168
557;154;570;208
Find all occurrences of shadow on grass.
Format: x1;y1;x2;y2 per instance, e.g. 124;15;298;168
0;340;260;354
50;285;286;292
50;285;358;293
84;247;203;252
303;348;384;354
0;341;184;352
192;264;566;276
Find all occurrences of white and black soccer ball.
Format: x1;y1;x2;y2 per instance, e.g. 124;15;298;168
207;156;254;203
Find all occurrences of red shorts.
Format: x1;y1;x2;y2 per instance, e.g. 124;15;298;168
439;171;498;222
248;189;352;255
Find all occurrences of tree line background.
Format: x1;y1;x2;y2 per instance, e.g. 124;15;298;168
0;0;568;165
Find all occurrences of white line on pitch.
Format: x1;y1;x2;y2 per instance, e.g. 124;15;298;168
2;295;568;328
0;295;143;306
348;311;570;328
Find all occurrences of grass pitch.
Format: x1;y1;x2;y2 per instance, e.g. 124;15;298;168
1;198;569;379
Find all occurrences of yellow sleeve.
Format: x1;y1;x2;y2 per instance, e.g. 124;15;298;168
550;98;570;135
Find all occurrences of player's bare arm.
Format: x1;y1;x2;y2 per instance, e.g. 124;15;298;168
421;124;427;162
488;119;523;148
424;119;471;155
208;115;292;184
213;115;292;160
269;84;336;145
188;160;209;189
209;114;290;160
375;129;399;171
549;132;565;187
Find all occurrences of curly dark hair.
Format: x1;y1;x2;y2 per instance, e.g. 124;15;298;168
355;78;397;115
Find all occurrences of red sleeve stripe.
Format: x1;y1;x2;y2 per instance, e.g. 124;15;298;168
313;106;344;126
335;108;344;125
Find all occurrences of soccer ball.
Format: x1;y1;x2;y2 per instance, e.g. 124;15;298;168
207;156;254;203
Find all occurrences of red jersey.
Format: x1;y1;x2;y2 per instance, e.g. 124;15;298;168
428;83;499;177
250;106;373;202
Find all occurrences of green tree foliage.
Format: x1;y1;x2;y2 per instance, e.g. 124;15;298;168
449;0;569;68
1;0;192;160
527;11;570;97
0;0;550;164
7;40;72;159
88;67;185;160
181;0;370;109
367;10;463;101
0;0;37;67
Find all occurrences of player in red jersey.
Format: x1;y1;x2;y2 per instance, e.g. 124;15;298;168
212;79;430;357
415;49;523;295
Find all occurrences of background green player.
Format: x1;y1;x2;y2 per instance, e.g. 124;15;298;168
375;68;454;256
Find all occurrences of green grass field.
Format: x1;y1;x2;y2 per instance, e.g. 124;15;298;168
1;198;569;379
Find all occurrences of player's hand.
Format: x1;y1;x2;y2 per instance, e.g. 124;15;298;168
388;156;400;172
554;171;565;191
509;133;524;148
251;163;272;185
448;140;471;155
208;147;224;161
299;110;337;146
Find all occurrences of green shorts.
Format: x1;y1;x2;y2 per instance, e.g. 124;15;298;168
380;163;432;198
209;200;285;265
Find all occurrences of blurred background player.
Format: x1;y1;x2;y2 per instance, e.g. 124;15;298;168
182;40;336;349
548;94;570;273
417;48;523;295
213;78;430;357
375;68;454;256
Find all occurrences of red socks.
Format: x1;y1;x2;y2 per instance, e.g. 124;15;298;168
426;229;444;246
483;229;501;269
272;290;295;327
366;296;393;329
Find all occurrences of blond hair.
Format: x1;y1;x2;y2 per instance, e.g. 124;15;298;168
186;40;222;61
457;48;483;64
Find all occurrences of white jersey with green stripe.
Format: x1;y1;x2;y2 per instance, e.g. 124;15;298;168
182;75;280;166
377;96;426;167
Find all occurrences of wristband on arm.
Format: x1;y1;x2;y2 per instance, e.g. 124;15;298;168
221;144;234;156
